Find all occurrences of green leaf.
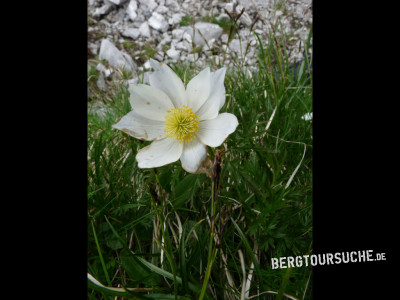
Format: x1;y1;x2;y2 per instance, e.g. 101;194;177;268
120;249;161;286
174;174;198;197
179;230;189;294
105;216;201;294
171;190;191;208
142;294;191;300
230;218;264;290
276;267;292;300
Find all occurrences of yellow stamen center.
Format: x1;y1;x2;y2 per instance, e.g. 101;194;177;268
164;105;200;143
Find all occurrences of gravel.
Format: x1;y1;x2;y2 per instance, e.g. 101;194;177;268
88;0;312;84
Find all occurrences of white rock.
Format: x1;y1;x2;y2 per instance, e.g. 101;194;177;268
235;4;244;14
239;11;252;26
221;34;228;44
122;27;140;39
225;3;234;13
229;39;245;54
93;4;114;18
141;72;151;84
99;19;111;27
167;48;180;60
143;60;151;69
294;6;301;19
104;69;113;77
204;38;216;50
151;30;161;40
127;78;138;85
88;43;99;55
139;0;157;14
96;64;113;78
216;13;230;22
154;53;163;61
175;41;190;52
187;53;198;63
99;39;135;72
96;63;107;73
181;22;223;47
166;0;179;12
132;14;145;24
170;13;183;25
158;35;171;47
182;32;192;43
89;106;110;120
107;0;128;4
172;28;184;41
148;12;169;32
237;0;251;9
127;0;138;21
96;73;107;91
156;5;169;14
239;28;251;39
139;22;151;38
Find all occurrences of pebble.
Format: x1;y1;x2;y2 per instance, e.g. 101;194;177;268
181;22;223;47
225;3;234;13
167;48;180;60
93;4;114;18
96;73;107;91
170;13;183;25
122;27;141;39
126;0;138;21
88;43;99;55
88;0;313;77
99;39;136;72
139;22;151;38
172;28;184;41
148;12;169;32
107;0;128;5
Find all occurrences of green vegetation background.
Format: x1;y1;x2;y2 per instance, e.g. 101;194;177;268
88;19;313;300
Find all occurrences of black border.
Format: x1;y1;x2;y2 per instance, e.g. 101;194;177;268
313;2;397;298
13;1;88;298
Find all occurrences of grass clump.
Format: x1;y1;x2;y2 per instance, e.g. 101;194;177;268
211;15;235;34
179;14;194;26
144;43;157;59
88;25;313;300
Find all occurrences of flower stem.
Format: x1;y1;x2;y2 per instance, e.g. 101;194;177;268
199;149;223;300
198;180;216;300
148;168;167;267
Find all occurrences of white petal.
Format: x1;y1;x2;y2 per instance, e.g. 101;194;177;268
196;67;226;120
197;113;238;147
211;67;227;110
180;138;207;173
149;59;186;108
112;111;166;141
136;138;183;168
186;67;211;113
129;84;174;121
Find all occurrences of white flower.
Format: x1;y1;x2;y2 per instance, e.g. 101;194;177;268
301;112;313;121
113;59;239;173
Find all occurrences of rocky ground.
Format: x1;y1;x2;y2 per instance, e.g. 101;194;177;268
88;0;312;104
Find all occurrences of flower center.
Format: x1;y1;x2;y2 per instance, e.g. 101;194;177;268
164;105;200;143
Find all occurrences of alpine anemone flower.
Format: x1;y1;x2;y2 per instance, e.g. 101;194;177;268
113;59;238;173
